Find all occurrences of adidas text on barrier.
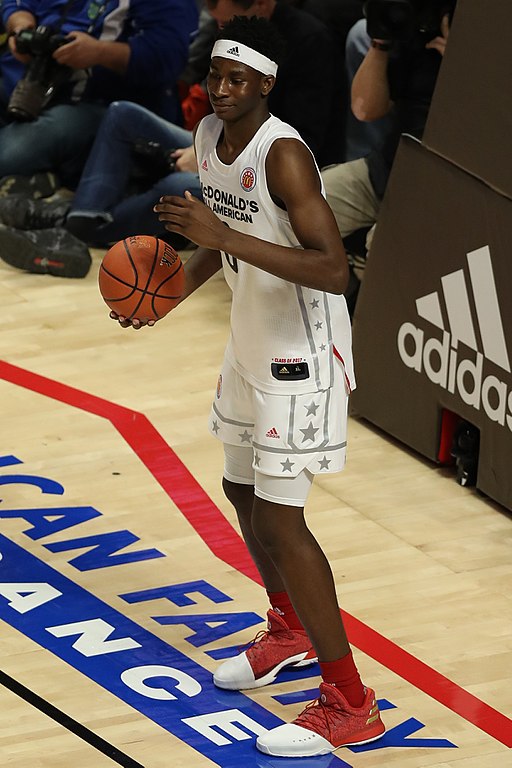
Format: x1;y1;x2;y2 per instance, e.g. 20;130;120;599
397;245;512;431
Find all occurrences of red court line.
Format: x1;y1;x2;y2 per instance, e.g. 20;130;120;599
2;359;511;749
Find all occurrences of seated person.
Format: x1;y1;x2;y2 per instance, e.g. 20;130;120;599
0;0;345;277
0;0;199;192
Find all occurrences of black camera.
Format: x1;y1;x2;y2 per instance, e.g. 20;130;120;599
131;139;178;181
7;25;70;121
364;0;454;43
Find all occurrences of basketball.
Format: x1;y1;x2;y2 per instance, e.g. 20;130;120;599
98;235;185;322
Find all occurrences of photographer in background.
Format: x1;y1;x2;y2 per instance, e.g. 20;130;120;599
322;0;456;312
0;0;347;277
0;0;198;195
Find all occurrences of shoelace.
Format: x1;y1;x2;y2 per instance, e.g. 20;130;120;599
295;695;351;744
238;628;274;655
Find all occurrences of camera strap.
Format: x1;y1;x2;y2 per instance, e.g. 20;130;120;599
84;3;109;35
53;0;109;104
55;1;109;35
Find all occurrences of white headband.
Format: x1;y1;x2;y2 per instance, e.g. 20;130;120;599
211;39;278;77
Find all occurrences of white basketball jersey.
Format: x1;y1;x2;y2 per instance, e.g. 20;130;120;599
195;113;355;395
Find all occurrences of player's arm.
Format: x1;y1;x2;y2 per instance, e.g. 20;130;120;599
262;138;349;293
154;139;349;295
178;125;223;302
179;247;223;303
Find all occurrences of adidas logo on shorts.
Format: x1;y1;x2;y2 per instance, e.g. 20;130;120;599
266;427;280;439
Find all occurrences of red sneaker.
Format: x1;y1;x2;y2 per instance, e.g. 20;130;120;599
256;682;385;757
213;609;317;690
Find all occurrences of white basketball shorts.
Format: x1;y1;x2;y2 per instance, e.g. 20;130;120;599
208;355;349;506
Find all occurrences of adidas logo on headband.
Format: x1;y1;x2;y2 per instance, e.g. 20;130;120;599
211;39;278;76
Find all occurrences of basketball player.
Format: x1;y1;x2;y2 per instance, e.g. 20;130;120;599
120;15;385;758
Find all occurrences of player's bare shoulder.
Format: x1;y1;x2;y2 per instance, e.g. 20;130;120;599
266;137;321;200
266;136;316;172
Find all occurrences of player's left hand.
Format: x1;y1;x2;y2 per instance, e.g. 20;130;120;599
154;191;225;250
425;13;450;56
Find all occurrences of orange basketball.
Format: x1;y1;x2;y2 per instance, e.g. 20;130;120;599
98;235;185;322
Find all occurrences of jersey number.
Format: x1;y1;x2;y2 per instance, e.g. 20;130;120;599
222;250;238;274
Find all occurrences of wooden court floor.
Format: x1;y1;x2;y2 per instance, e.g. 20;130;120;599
0;247;511;767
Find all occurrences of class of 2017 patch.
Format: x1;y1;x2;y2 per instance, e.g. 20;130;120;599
240;167;256;192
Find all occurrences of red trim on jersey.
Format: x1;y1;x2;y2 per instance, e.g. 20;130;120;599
333;345;352;393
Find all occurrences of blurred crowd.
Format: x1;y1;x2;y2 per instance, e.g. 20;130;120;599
0;0;456;312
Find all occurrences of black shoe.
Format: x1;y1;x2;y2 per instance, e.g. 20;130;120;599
0;171;59;199
65;214;109;246
0;227;91;278
0;196;70;229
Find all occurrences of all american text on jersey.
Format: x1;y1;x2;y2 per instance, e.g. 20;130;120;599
201;183;259;223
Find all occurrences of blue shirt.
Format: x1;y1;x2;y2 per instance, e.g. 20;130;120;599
0;0;199;120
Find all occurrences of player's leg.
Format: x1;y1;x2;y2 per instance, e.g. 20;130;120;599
222;477;284;591
250;493;350;661
217;463;354;689
223;451;347;655
214;449;318;691
211;360;385;755
251;479;385;757
217;466;385;756
213;361;344;690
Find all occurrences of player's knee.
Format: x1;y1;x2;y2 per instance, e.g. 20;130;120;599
251;503;288;554
222;476;252;512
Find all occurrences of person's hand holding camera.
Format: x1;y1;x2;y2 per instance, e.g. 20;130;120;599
425;13;450;56
7;11;36;63
51;31;130;75
51;31;104;69
370;38;392;52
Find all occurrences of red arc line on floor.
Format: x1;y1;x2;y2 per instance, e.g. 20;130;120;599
1;359;511;748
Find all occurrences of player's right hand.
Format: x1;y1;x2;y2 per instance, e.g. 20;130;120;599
109;311;156;330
